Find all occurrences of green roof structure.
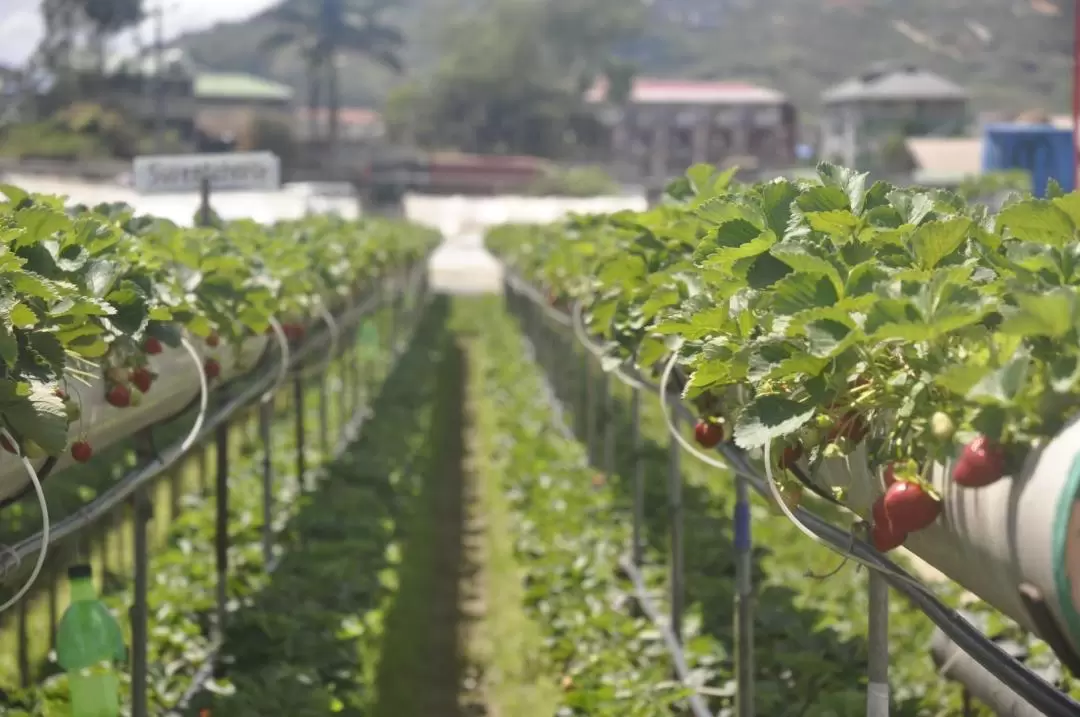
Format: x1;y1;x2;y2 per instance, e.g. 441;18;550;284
194;73;293;102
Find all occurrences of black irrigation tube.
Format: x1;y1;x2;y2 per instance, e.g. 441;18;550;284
517;304;716;717
0;268;420;576
506;273;1080;717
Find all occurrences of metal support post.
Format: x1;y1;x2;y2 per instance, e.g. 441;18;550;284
735;475;755;717
318;375;329;458
131;486;151;717
603;371;616;478
631;387;644;567
668;412;684;642
585;353;595;463
214;423;229;644
294;376;307;490
868;571;890;717
260;400;274;566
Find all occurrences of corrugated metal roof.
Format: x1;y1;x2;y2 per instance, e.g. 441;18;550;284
195;73;293;101
823;66;968;103
587;77;787;106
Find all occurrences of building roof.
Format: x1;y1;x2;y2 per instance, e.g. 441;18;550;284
586;77;787;106
195;73;293;102
823;64;968;104
904;137;982;175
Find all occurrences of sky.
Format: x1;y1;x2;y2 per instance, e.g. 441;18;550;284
0;0;279;66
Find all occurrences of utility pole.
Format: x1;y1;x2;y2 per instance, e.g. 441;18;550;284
153;3;165;152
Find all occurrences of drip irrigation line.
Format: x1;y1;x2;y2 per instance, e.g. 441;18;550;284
619;555;716;717
506;274;1080;717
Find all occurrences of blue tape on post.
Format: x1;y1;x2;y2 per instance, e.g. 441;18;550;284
734;500;751;551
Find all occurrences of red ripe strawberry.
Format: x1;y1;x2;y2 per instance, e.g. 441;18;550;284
205;332;220;348
204;359;221;380
883;480;941;533
106;384;131;408
778;442;803;469
952;436;1006;487
130;366;154;394
144;336;163;355
870;518;907;552
693;419;725;449
71;440;93;463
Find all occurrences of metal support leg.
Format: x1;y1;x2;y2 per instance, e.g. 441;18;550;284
17;596;28;686
584;353;595;463
735;475;755;717
318;376;329;458
214;423;230;644
603;372;615;478
668;413;684;642
260;400;274;567
169;470;181;524
631;387;644;567
131;487;151;717
47;571;58;649
337;344;348;439
294;376;306;491
868;571;890;717
198;445;209;495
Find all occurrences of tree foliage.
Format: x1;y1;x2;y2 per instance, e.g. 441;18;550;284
383;0;642;158
77;0;144;35
260;0;405;151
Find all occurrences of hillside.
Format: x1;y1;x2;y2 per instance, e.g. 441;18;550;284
176;0;1074;116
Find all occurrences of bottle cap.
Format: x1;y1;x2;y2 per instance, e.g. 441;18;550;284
67;564;92;580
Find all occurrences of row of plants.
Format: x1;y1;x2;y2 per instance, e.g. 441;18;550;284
460;296;723;715
0;183;437;468
487;162;1080;551
506;285;1010;714
0;291;428;715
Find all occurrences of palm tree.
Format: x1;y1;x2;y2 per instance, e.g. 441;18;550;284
260;0;404;157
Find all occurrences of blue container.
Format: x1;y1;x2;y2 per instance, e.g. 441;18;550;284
982;123;1075;197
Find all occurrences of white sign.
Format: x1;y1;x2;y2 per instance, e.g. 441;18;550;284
132;152;281;194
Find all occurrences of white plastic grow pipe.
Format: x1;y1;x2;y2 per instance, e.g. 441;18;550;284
262;317;291;404
0;334;269;504
789;417;1080;658
0;428;48;614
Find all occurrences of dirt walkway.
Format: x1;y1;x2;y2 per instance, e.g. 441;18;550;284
369;334;492;717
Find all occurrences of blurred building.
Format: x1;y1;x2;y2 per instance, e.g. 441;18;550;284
819;64;970;168
587;77;796;182
294;107;385;144
195;73;294;140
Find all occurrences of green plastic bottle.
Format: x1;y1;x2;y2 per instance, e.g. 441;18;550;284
56;564;126;717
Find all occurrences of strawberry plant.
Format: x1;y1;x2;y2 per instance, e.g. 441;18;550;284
465;298;721;715
488;161;1080;519
0;185;438;466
